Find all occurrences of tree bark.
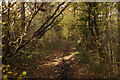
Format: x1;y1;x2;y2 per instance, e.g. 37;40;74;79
20;2;25;29
117;1;120;71
2;3;11;62
118;1;120;78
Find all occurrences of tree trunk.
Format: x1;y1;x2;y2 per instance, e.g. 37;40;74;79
117;1;120;77
2;3;11;62
20;2;25;29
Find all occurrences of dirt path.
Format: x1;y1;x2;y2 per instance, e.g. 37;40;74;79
32;41;91;79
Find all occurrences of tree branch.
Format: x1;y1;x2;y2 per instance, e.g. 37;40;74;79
14;2;70;55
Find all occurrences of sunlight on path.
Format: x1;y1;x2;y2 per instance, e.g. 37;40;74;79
32;41;90;79
43;53;75;66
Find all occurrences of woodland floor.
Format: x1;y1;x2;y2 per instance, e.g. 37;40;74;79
28;41;95;79
9;40;120;79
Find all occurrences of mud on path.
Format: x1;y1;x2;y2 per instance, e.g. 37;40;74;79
31;41;92;79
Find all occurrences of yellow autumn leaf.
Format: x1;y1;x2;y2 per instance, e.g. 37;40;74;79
3;69;6;72
7;71;12;74
3;75;8;78
17;77;22;80
7;65;10;67
20;75;22;77
14;73;18;75
2;64;6;68
22;71;27;75
5;68;8;71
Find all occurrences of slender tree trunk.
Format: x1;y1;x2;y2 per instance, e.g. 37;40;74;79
87;3;104;58
17;2;25;46
87;3;95;37
3;2;26;62
2;3;11;62
105;2;111;62
117;1;120;77
20;2;25;29
118;1;120;65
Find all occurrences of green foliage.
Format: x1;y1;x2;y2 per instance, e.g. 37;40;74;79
75;51;90;64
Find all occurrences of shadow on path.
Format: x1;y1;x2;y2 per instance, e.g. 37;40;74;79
32;41;90;79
